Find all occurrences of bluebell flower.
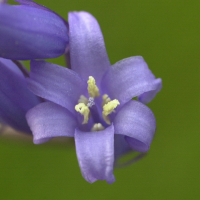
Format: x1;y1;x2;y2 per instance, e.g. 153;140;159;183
0;0;68;60
26;12;162;183
0;58;41;133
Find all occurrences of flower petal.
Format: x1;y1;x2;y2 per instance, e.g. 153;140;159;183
14;0;54;12
101;56;161;106
138;78;162;103
69;11;110;86
26;102;77;144
114;135;147;168
0;4;68;60
0;58;24;77
114;100;156;152
0;58;40;133
13;0;68;28
27;60;87;115
75;125;115;184
114;134;132;161
0;0;7;4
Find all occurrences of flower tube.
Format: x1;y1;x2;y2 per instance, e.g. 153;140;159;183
0;58;41;133
0;1;68;60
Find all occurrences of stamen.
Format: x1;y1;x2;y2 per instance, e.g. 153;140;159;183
78;95;88;105
102;99;120;124
87;76;100;98
87;97;95;107
102;94;111;107
91;123;105;132
75;103;90;124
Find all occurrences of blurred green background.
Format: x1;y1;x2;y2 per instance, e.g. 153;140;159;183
1;0;200;199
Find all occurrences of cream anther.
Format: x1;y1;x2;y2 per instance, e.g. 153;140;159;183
78;95;88;105
102;94;111;107
102;99;120;124
87;76;100;98
91;123;105;132
75;103;90;124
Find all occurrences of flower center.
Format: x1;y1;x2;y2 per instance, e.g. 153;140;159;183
75;76;120;131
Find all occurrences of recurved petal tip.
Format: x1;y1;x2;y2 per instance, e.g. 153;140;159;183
114;100;156;153
138;78;162;104
102;56;162;106
26;102;78;144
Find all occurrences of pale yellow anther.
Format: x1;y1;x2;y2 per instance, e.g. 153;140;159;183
87;76;100;98
91;123;105;132
102;94;111;107
102;99;120;124
78;95;88;105
75;103;90;124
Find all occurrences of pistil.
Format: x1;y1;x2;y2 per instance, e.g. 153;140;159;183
90;105;101;123
87;97;95;107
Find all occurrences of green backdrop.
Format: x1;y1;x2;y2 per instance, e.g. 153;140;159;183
1;0;200;199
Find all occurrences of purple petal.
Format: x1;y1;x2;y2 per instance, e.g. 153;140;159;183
69;11;110;86
114;100;156;152
0;0;7;3
13;0;69;28
101;56;162;106
0;58;40;133
27;60;87;115
114;134;132;161
26;102;77;144
0;58;24;77
0;4;68;60
75;125;115;184
14;0;54;12
138;78;162;103
114;135;147;168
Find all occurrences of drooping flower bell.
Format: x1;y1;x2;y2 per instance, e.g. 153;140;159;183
0;58;41;133
0;0;68;60
26;11;162;183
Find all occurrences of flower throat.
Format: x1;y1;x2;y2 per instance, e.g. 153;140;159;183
75;76;120;131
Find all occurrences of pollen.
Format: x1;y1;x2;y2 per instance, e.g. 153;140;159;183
87;76;100;98
102;99;120;124
75;103;90;124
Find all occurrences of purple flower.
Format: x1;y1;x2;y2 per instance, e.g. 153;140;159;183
0;0;68;60
26;12;162;183
0;58;41;133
